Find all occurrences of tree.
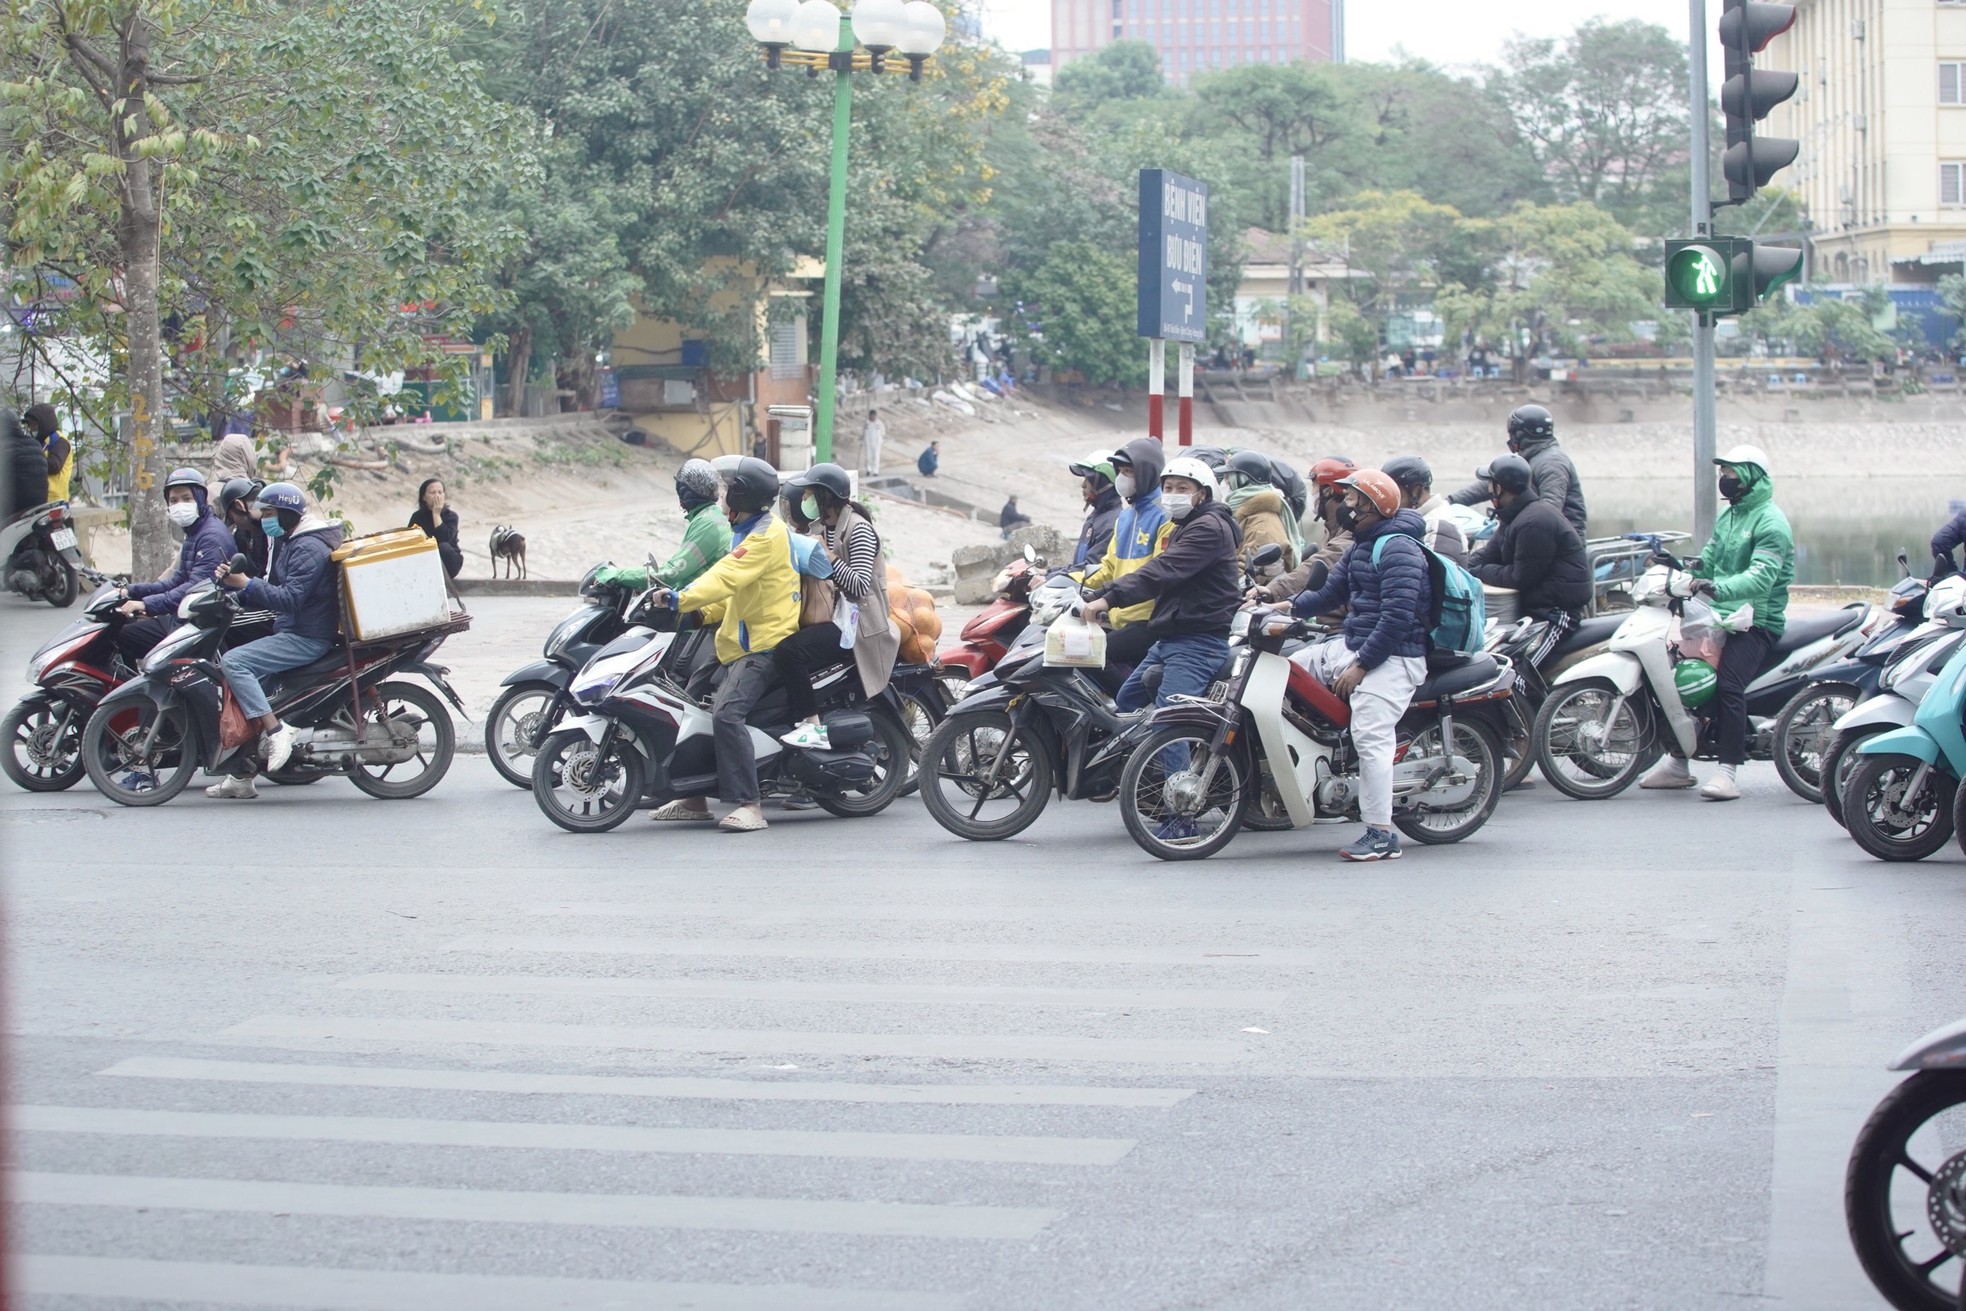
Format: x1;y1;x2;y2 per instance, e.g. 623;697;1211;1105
1051;39;1167;113
1017;239;1144;387
1938;274;1966;350
1300;190;1475;346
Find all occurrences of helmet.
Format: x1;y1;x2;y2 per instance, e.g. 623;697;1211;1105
721;457;780;515
1380;454;1433;491
1310;456;1358;489
1674;659;1718;708
165;467;206;492
1185;446;1232;470
785;462;853;502
1476;453;1533;495
1715;444;1771;477
1068;450;1116;484
218;476;261;512
257;481;307;515
1336;469;1401;517
1162;455;1220;499
674;458;720;509
1506;404;1555;447
710;453;747;477
1224;450;1274;487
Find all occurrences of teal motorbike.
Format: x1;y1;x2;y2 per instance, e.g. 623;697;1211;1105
1845;622;1966;862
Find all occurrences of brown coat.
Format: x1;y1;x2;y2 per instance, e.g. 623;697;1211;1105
827;505;899;700
1231;488;1299;572
1260;527;1351;604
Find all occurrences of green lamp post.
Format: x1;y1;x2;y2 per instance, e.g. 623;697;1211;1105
745;0;946;465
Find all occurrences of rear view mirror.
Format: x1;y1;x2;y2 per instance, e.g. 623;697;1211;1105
1023;544;1036;564
1250;543;1284;570
1303;560;1330;593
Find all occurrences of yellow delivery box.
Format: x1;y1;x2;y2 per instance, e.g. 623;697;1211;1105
331;529;452;641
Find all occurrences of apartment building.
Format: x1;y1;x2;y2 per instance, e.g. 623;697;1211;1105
1050;0;1341;84
1763;0;1966;284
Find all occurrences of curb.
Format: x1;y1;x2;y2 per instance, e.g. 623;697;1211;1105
453;579;582;598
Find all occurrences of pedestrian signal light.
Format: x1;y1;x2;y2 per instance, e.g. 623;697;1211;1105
1666;242;1731;311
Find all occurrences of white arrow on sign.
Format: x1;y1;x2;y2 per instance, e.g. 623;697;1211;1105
1172;278;1195;322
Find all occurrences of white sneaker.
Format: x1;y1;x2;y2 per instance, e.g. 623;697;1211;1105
261;722;299;773
780;722;831;751
205;776;259;800
1639;757;1697;790
1700;771;1741;801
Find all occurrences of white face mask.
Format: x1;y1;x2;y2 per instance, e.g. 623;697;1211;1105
1162;493;1195;520
166;501;200;529
1115;472;1136;500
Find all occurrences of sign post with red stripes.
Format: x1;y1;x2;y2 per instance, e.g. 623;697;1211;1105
1137;169;1208;448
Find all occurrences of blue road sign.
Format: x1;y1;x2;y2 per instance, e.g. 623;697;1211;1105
1137;169;1208;343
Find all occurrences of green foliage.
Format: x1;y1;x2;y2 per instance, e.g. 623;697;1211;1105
1018;239;1146;387
1435;202;1657;359
1939;275;1966;349
1051;39;1168;112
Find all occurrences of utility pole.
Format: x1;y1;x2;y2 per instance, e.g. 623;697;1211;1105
1689;0;1718;545
1287;155;1305;380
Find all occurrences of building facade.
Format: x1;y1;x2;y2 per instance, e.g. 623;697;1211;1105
1050;0;1340;84
1763;0;1966;285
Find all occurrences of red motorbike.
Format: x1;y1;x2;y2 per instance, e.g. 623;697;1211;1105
934;549;1044;701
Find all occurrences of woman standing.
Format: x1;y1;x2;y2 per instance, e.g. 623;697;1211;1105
409;478;464;579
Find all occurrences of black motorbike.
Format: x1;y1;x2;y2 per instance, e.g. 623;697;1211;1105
1487;610;1627;790
4;501;85;607
486;565;637;787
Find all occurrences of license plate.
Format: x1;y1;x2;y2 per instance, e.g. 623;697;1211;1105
48;528;76;551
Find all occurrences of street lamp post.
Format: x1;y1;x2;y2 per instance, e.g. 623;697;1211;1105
744;0;945;466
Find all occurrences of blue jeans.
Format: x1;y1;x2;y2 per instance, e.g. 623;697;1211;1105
221;632;332;720
1116;634;1231;712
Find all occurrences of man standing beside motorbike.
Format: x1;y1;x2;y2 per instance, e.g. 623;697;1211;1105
4;405;49;516
1067;450;1125;571
1464;453;1591;661
116;468;238;667
22;405;73;504
1282;469;1432;862
1639;445;1794;801
1078;437;1172;673
1449;405;1588;538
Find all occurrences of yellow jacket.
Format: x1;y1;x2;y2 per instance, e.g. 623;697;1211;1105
1080;513;1174;628
677;513;802;663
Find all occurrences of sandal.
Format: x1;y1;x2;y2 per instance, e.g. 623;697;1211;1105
718;808;769;833
649;800;714;822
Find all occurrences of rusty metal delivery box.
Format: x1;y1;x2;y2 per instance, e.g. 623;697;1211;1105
331;529;451;641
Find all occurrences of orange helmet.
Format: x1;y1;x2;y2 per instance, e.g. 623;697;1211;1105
1309;456;1358;488
1337;469;1402;517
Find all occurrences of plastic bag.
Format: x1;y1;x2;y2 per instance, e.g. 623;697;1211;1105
1720;603;1755;634
1673;596;1727;668
1043;614;1108;668
835;593;859;649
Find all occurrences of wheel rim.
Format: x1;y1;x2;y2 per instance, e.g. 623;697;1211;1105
1784;690;1854;787
493;689;554;768
349;689;446;791
1857;761;1948;846
926;716;1042;826
1128;731;1244;854
541;735;633;820
1865;1098;1966;1302
10;703;83;783
94;704;191;796
1541;686;1645;790
1398;722;1494;834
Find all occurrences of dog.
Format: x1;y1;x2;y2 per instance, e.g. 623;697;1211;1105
489;525;527;580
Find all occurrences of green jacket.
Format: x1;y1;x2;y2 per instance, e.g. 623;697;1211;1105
1691;467;1793;636
597;502;732;594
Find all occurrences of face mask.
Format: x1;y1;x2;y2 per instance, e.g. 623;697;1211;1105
1115;472;1136;501
1335;502;1361;531
1162;493;1195;520
800;493;820;521
262;517;286;539
166;502;200;529
1718;473;1744;501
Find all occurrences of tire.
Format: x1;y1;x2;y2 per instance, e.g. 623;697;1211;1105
264;761;331;786
1843;1070;1966;1311
918;709;1054;839
345;681;455;799
1241;760;1293;831
485;681;559;790
1844;754;1958;863
1394;718;1504;846
1501;735;1536;791
1533;678;1658;801
1773;681;1860;805
46;556;78;608
531;726;647;833
894;688;943;799
3;696;89;792
1118;723;1249;862
81;698;197;807
1824;728;1883;830
813;707;913;818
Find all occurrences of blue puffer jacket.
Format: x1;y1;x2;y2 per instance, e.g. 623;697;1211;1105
1291;508;1431;669
128;506;236;617
241;515;345;642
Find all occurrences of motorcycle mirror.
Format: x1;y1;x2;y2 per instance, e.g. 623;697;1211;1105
1303;560;1330;593
1249;543;1285;571
1023;544;1036;564
1897;550;1910;576
227;553;249;576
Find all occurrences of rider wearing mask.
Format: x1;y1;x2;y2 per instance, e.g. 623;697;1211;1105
1640;445;1793;802
647;457;800;833
1284;469;1432;863
219;477;269;579
594;459;733;594
1380;455;1468;566
1464;453;1591;646
1449;405;1588;538
1079;437;1172;671
22;404;73;504
1068;450;1125;571
116;467;237;665
1221;451;1301;572
1252;456;1357;605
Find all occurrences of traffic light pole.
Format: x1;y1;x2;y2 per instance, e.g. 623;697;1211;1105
1689;0;1719;545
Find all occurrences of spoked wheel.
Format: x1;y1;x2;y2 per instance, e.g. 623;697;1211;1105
1773;681;1860;805
1241;759;1293;831
1117;723;1249;862
532;728;646;833
3;696;90;792
1844;1071;1966;1311
345;681;455;800
1533;679;1659;800
1845;754;1958;863
81;699;198;807
813;708;913;818
1824;728;1883;830
918;710;1053;840
1393;719;1504;845
894;688;944;799
47;559;78;608
486;681;559;789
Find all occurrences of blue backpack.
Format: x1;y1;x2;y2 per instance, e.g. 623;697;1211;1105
1372;533;1486;656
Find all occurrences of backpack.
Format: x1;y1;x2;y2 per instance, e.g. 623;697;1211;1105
1373;533;1486;656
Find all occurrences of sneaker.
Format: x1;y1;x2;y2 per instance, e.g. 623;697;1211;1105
778;793;819;811
1639;756;1697;790
204;776;259;800
261;722;299;773
1153;815;1199;842
780;722;832;751
1699;771;1742;802
117;769;153;792
1340;827;1402;862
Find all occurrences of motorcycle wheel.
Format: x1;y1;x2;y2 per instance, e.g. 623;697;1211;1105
1532;679;1658;801
1845;754;1958;863
81;699;197;807
532;727;646;833
265;761;331;786
1241;761;1293;831
345;681;455;800
3;696;88;792
485;681;559;790
1394;718;1504;846
1823;728;1882;830
1117;724;1249;862
893;687;943;800
813;708;913;818
918;710;1052;839
1773;681;1861;805
46;559;78;608
1844;1069;1966;1311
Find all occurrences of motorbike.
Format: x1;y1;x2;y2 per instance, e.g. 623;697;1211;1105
79;570;468;807
934;548;1044;703
1821;619;1966;831
1485;609;1626;790
485;565;639;788
1113;606;1512;862
1841;608;1966;862
1530;562;1873;801
4;501;84;607
529;613;914;834
1843;1014;1966;1311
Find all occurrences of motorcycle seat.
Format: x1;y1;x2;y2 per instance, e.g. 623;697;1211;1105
259;644;352;690
1767;609;1860;659
1412;653;1501;702
1549;613;1624;660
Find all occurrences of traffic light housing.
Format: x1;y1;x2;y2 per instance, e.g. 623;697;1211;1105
1665;237;1804;314
1719;0;1800;203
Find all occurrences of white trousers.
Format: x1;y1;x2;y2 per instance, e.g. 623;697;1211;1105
861;429;883;476
1293;637;1425;828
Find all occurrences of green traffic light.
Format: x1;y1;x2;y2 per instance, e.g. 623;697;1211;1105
1668;244;1729;307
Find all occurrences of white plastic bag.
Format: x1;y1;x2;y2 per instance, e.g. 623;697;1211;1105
834;593;859;649
1674;596;1727;667
1720;603;1755;634
1043;615;1108;668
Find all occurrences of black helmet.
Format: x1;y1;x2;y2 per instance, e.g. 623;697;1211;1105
786;462;853;503
1506;404;1555;448
219;476;262;513
722;457;781;515
1380;454;1433;491
1477;453;1533;495
674;458;719;511
1224;450;1274;486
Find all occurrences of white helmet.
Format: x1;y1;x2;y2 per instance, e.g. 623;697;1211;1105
1161;455;1221;499
1716;444;1771;477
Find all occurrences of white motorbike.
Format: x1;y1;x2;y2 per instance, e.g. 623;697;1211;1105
1820;593;1966;830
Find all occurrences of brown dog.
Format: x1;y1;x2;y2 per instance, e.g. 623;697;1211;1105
489;525;527;580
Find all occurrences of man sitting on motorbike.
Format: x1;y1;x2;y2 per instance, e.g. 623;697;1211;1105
1281;469;1432;863
1068;450;1125;571
592;459;733;595
1932;503;1966;579
1639;444;1793;802
116;467;238;667
646;456;800;833
1220;450;1302;573
1078;437;1172;673
218;477;268;579
1448;404;1588;538
210;481;345;799
1381;455;1468;566
1464;453;1591;661
1251;456;1357;606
